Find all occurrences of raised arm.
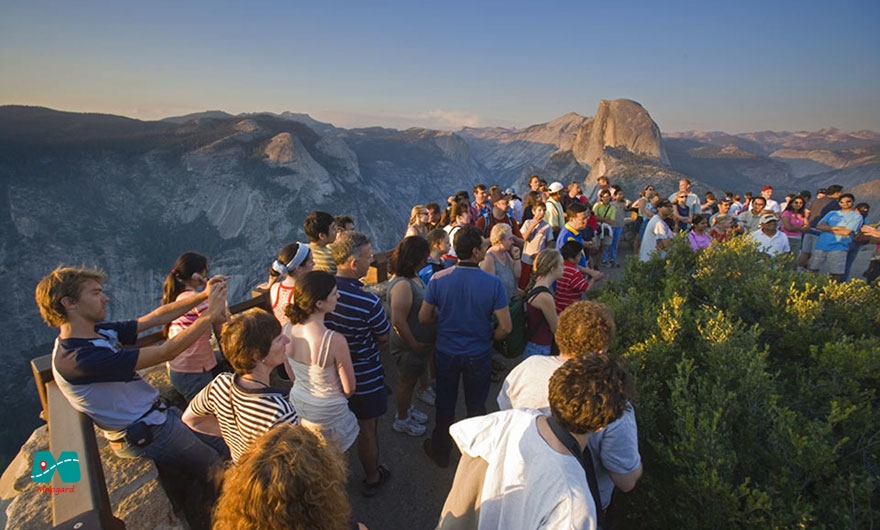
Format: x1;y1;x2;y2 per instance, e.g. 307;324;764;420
134;281;228;370
136;274;228;332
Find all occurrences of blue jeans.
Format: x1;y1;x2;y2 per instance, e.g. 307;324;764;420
111;407;223;475
604;226;624;262
522;341;551;360
431;349;493;459
843;242;867;281
169;369;215;402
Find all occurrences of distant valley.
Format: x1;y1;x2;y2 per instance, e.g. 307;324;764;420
1;100;878;467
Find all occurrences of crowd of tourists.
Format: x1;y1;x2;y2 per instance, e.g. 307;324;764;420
34;173;877;529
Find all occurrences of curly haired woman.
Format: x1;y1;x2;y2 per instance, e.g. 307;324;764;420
213;424;367;530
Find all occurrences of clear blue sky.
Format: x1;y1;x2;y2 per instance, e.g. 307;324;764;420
2;0;878;133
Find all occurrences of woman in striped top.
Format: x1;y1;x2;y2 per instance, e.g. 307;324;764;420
267;241;314;324
183;308;299;463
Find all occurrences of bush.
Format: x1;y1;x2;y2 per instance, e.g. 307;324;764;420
599;236;879;529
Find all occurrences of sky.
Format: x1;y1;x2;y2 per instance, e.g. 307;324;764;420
1;0;879;133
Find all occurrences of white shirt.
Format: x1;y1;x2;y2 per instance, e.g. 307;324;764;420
751;229;790;256
640;216;674;262
449;409;597;530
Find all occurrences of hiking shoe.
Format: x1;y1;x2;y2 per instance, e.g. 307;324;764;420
393;416;426;436
361;464;391;497
408;406;428;424
416;386;436;406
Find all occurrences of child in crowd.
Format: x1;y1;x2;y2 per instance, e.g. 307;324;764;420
555;241;591;314
303;211;338;275
419;229;451;284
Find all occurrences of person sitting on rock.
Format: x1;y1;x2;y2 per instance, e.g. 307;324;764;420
35;266;229;475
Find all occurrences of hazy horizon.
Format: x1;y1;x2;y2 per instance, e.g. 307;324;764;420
2;1;878;134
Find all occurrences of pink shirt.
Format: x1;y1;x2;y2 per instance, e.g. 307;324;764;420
688;231;713;251
167;290;216;373
780;210;806;237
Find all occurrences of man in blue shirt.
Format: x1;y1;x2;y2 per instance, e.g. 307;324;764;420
419;225;512;467
325;231;392;496
810;193;864;281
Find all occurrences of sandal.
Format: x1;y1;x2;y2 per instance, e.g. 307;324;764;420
361;464;391;497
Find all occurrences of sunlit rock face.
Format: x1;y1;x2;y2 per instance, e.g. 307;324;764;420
572;99;669;169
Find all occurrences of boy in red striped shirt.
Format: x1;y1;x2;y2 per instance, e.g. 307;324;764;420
555;241;590;314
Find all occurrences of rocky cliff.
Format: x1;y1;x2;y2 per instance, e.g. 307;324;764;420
572;99;669;169
2;104;877;472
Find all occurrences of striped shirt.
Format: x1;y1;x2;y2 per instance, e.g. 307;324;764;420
186;372;299;463
310;243;337;275
555;262;588;314
325;276;391;396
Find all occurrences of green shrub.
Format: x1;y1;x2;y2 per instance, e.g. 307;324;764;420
600;236;880;529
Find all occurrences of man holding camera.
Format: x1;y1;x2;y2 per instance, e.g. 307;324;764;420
35;266;229;474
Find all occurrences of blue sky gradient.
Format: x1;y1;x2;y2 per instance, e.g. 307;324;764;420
1;0;878;133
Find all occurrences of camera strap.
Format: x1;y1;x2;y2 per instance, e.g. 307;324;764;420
546;415;607;530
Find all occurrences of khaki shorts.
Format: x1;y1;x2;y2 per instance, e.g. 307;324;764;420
810;249;846;275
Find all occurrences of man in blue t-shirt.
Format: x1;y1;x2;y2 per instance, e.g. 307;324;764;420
419;225;511;467
35;266;229;475
810;193;864;281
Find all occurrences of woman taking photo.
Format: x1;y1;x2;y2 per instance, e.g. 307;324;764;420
267;241;314;324
183;308;299;463
163;252;221;402
285;270;359;452
387;236;436;437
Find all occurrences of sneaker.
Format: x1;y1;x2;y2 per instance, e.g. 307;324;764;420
416;386;436;407
408;406;428;424
393;416;426;436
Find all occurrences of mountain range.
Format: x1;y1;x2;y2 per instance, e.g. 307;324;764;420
1;100;878;468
